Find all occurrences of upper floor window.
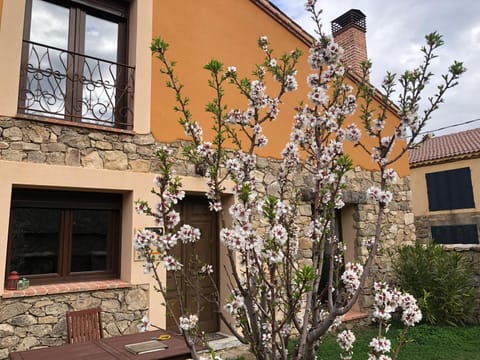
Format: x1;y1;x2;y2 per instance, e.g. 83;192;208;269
18;0;134;129
6;189;122;285
426;167;475;211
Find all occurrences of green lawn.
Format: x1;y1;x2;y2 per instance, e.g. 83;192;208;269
317;323;480;360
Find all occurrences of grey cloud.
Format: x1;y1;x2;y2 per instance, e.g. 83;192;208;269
271;0;480;135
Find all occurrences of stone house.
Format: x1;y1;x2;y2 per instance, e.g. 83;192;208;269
0;0;415;356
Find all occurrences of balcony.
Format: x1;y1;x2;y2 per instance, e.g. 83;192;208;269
18;41;135;130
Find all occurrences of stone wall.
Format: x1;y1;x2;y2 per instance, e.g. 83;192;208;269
0;285;148;359
340;168;416;311
415;212;480;243
0;118;159;173
256;159;416;313
0;116;417;328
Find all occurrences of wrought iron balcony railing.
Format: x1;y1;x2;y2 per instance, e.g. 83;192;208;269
18;41;135;130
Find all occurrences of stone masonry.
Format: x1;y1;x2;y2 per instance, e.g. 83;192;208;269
0;117;417;349
0;284;148;359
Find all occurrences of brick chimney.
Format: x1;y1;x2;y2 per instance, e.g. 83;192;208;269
331;9;368;78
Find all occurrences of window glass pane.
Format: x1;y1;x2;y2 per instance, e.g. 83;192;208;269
25;0;70;118
30;0;69;49
82;14;119;125
71;209;113;272
9;208;61;275
85;14;118;62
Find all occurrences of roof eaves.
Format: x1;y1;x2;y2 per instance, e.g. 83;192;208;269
250;0;313;46
250;0;400;117
409;151;480;168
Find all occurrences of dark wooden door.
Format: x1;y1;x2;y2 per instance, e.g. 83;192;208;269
166;196;219;333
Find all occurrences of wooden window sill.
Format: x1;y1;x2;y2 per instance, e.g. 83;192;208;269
2;280;131;298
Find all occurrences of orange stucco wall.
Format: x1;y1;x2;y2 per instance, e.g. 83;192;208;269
150;0;409;176
0;0;3;29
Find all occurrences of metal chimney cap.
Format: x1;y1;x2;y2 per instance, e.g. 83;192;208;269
331;9;366;35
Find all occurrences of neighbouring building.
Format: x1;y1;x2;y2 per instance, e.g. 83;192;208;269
409;128;480;322
0;0;414;356
409;128;480;245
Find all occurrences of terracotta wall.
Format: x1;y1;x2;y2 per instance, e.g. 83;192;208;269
150;0;409;176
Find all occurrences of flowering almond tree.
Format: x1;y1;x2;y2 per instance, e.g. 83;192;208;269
136;1;465;359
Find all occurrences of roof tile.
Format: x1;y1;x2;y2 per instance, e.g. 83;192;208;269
409;128;480;165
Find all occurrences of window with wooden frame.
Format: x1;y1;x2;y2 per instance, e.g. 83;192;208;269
6;189;122;285
18;0;134;129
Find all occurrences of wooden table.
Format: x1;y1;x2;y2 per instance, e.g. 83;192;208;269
9;330;192;360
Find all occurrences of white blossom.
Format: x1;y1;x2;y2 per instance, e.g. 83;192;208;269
367;186;393;205
270;224;288;245
345;124;361;142
258;35;268;50
304;0;316;12
163;255;182;271
165;210;181;228
308;86;329;106
250;80;267;109
177;224;201;243
307;73;320;88
137;315;151;332
224;294;245;316
341;262;364;295
337;329;356;359
179;314;198;331
284;74;298;92
369;337;391;354
372;118;384;131
400;293;422;326
200;264;214;275
209;201;222;212
383;168;398;184
143;261;154;274
184;121;203;141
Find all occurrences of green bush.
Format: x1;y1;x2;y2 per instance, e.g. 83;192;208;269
392;241;475;325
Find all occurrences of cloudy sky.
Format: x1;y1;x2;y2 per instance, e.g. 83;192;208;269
270;0;480;136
